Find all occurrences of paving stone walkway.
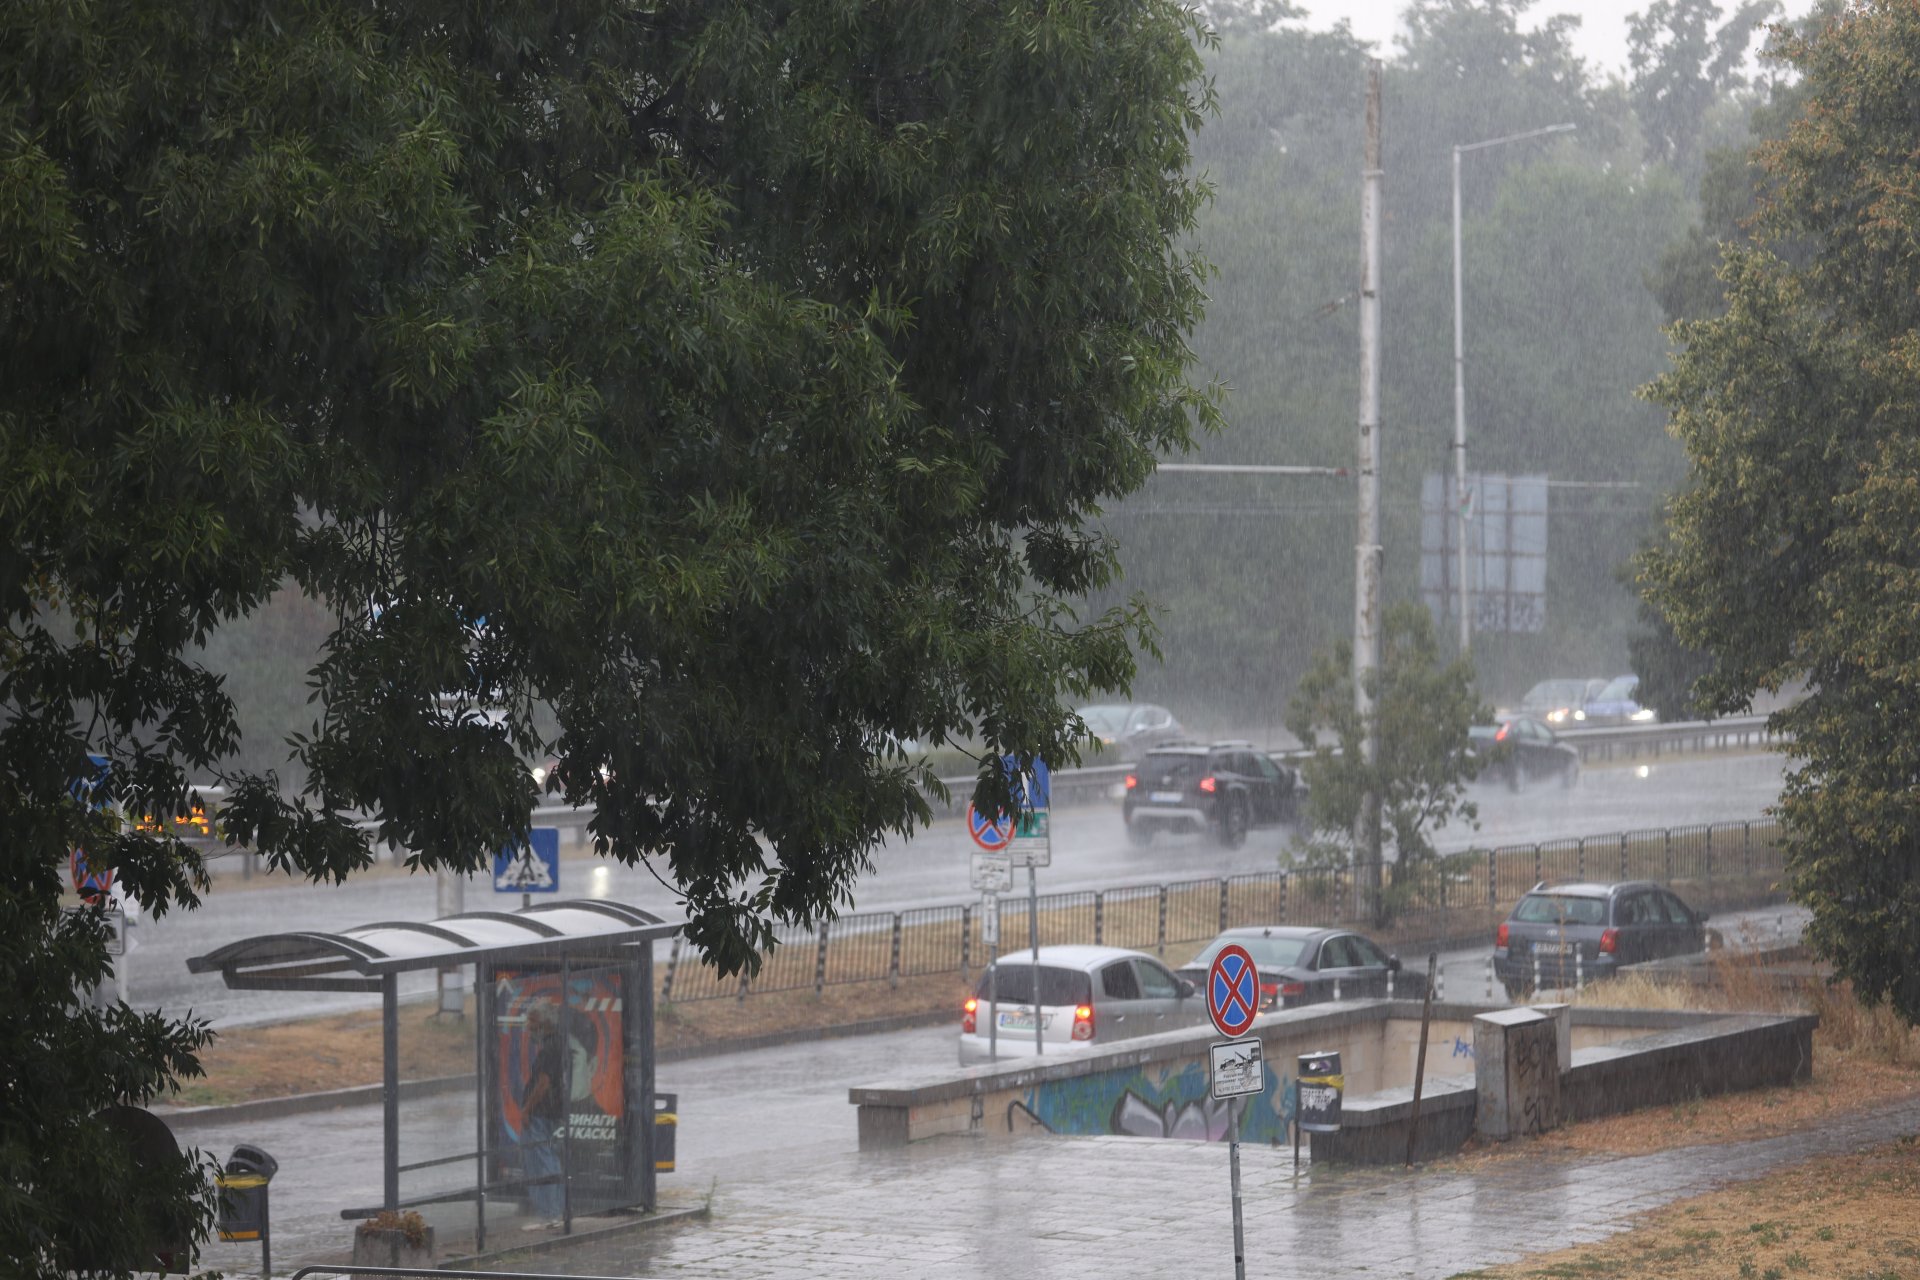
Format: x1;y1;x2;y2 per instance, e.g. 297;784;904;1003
512;1096;1920;1279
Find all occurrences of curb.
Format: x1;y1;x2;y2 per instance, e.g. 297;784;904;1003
158;1008;955;1129
436;1202;711;1269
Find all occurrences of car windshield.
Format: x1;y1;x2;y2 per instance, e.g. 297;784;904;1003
1188;935;1311;969
1522;680;1589;709
1596;676;1638;702
1512;894;1607;926
1077;705;1129;737
1141;752;1203;783
974;964;1092;1006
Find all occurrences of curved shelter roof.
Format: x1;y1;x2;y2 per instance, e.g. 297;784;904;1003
188;899;680;993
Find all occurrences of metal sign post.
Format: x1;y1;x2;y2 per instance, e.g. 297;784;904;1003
996;755;1051;1057
970;852;1012;1062
1206;945;1262;1280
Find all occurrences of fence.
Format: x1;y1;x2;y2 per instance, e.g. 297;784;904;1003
658;817;1788;1002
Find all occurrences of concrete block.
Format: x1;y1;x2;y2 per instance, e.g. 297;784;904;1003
1473;1008;1559;1142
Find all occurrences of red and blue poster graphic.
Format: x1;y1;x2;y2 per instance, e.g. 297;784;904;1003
495;970;625;1183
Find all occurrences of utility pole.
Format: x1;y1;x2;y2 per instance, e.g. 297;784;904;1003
1353;60;1384;922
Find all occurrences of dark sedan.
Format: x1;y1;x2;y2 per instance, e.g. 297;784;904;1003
1469;716;1580;791
1177;926;1425;1011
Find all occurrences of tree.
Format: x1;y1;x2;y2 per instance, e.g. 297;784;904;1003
0;0;1219;1271
1642;0;1920;1024
1626;0;1778;175
1285;604;1483;925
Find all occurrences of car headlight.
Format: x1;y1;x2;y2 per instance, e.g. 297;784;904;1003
1573;710;1586;721
1630;708;1655;721
531;765;548;784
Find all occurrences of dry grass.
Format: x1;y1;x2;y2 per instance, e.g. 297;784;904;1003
170;970;971;1107
1455;1135;1920;1280
1444;947;1920;1167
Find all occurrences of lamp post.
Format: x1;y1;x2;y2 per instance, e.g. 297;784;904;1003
1451;122;1575;658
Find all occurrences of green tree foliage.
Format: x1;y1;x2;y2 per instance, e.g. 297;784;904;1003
1642;0;1920;1023
1626;0;1778;174
1285;604;1482;923
0;0;1218;1270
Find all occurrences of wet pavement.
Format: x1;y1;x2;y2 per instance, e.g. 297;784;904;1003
515;1095;1920;1279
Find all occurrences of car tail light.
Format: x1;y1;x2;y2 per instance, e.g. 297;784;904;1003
1495;723;1510;742
1496;922;1509;948
1199;776;1217;794
962;997;977;1034
1278;981;1305;1000
1259;981;1279;1010
1072;1004;1095;1040
1124;773;1137;790
1599;928;1619;954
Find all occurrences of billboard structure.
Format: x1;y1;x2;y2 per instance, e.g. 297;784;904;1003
1421;472;1548;635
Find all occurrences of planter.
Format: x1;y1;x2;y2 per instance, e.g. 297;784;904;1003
352;1220;435;1272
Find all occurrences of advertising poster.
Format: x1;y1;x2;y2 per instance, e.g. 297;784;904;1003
494;968;625;1197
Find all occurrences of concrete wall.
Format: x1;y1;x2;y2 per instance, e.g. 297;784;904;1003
853;1000;1409;1151
851;1000;1818;1161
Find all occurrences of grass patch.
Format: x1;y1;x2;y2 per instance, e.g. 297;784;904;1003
1476;1135;1920;1279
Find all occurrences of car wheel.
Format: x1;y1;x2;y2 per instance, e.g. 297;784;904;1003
1213;797;1250;849
1125;821;1155;848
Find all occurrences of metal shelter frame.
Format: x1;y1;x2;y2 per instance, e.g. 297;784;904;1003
189;900;680;1250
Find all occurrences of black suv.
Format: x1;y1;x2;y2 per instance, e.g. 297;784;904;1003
1493;880;1710;998
1122;742;1303;849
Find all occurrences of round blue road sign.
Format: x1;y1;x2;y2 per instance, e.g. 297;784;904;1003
966;803;1014;852
1207;943;1260;1038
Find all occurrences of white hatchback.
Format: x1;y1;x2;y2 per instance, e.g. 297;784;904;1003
958;944;1208;1065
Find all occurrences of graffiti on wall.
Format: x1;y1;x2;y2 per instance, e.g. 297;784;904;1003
1023;1057;1295;1143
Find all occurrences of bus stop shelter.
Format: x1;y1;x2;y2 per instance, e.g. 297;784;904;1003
188;899;680;1250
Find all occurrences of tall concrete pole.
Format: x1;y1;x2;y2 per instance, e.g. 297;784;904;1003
1353;60;1385;919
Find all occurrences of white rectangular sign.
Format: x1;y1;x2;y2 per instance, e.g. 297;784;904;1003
1209;1037;1265;1100
1009;809;1051;867
970;852;1013;894
980;895;999;945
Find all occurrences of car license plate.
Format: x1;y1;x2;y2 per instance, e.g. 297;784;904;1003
1533;941;1570;955
1149;790;1183;803
997;1010;1049;1030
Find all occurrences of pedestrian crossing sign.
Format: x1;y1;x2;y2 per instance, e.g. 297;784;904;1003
494;828;560;893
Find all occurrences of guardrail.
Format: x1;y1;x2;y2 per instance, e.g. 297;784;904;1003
658;816;1788;1002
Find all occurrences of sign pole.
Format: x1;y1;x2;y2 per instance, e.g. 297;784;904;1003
1028;862;1041;1057
986;894;999;1062
1229;1099;1247;1280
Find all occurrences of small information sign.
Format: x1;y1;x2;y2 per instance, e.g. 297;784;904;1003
1209;1037;1265;1100
980;894;1000;945
970;852;1013;895
493;827;560;893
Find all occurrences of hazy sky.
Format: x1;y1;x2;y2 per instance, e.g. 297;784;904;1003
1289;0;1814;80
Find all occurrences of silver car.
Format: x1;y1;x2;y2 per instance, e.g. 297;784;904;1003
958;944;1207;1065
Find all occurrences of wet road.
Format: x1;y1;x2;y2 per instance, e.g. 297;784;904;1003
129;752;1786;1026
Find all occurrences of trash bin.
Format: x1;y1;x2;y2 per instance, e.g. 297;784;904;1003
653;1093;677;1173
216;1143;277;1277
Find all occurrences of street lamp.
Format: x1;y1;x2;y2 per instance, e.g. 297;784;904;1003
1451;121;1575;658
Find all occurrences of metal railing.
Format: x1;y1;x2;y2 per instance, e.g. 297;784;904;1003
658;817;1787;1002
